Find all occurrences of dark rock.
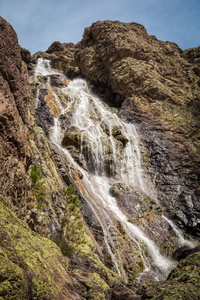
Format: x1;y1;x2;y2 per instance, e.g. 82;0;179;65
111;283;139;299
21;47;32;64
183;46;200;66
46;41;66;53
35;105;54;136
173;245;200;261
0;16;34;210
33;41;80;78
50;74;66;87
0;17;34;126
62;126;82;149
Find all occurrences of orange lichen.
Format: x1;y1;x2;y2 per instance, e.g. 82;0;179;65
44;91;59;118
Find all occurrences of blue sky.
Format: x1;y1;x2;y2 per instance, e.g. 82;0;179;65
1;0;200;54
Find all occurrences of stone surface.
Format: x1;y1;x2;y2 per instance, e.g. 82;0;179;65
109;183;178;256
32;41;80;78
75;20;200;236
0;17;138;299
0;17;34;213
136;251;200;299
0;200;81;300
1;16;200;299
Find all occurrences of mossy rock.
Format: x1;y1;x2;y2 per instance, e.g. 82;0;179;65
0;199;81;299
137;251;200;299
62;126;82;149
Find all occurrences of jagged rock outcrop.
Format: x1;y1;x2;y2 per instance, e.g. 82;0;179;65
31;41;80;78
0;17;34;215
1;16;200;299
74;20;200;236
0;17;134;299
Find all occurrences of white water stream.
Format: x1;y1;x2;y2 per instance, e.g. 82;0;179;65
32;58;196;283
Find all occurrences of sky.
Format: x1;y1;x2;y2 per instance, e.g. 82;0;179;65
1;0;200;54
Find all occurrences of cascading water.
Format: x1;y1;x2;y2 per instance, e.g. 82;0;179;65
31;58;196;283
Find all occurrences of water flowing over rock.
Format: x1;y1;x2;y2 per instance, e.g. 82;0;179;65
0;16;200;299
75;20;200;236
31;58;198;286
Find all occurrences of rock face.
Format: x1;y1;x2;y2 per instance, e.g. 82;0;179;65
32;41;80;78
109;183;177;256
0;17;130;299
136;251;200;299
0;17;34;215
0;16;200;300
75;20;200;236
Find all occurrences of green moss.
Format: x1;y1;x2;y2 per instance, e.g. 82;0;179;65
30;165;46;207
0;250;25;299
85;273;110;299
28;125;65;234
30;165;44;184
58;61;63;71
0;199;75;299
137;252;200;299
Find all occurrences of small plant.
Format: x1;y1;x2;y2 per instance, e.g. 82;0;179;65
30;165;46;208
58;61;63;71
63;184;81;210
31;165;44;185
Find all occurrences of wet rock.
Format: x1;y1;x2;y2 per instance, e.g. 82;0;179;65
104;126;129;147
50;74;66;87
66;146;86;169
173;245;200;261
113;133;129;147
75;20;200;236
80;198;105;245
44;90;60;117
136;251;200;299
110;183;178;255
62;126;82;148
35;105;54;136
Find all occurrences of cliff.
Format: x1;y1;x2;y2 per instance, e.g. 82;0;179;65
74;21;200;236
0;17;125;299
0;17;200;299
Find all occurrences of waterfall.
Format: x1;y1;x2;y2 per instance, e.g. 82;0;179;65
32;58;189;283
162;216;196;248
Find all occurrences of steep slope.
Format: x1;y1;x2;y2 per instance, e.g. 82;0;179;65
74;20;200;236
0;17;131;299
0;17;34;215
0;16;200;300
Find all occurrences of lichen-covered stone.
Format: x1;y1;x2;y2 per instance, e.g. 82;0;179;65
0;200;82;299
136;251;200;299
75;20;200;236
